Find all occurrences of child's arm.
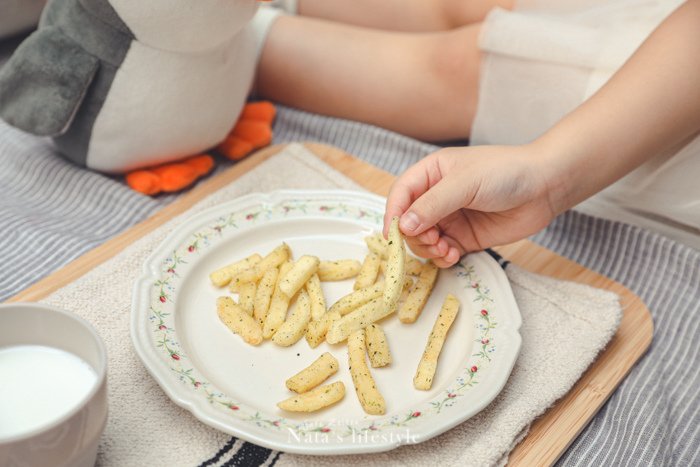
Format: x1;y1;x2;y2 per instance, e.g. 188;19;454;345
537;0;700;215
384;0;700;267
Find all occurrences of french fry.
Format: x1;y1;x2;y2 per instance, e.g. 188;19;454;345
365;324;392;368
252;243;291;282
348;329;386;415
209;253;262;287
253;267;278;327
216;296;263;345
317;259;362;281
329;281;384;316
272;289;312;346
305;273;326;321
354;252;381;290
369;234;423;276
383;217;406;316
405;255;425;276
305;311;341;348
325;277;413;344
364;234;388;258
381;256;423;277
262;261;294;339
399;261;439;323
277;381;345;413
326;299;385;344
228;267;259;288
279;255;320;299
285;352;339;393
414;294;460;390
229;281;256;316
399;276;414;302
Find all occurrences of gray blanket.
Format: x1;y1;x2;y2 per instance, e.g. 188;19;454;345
1;105;698;466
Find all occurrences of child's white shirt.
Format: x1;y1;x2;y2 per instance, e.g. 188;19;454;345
471;0;699;248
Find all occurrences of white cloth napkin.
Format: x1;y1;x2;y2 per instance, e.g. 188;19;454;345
36;144;621;466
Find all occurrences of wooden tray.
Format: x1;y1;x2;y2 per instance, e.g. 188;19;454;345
8;143;653;466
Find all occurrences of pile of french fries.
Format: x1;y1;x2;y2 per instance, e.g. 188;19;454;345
211;217;460;415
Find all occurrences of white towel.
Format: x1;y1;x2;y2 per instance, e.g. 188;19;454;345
36;144;621;465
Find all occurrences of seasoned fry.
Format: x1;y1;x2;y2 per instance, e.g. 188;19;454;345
365;324;392;367
317;259;362;281
369;234;423;276
381;255;424;277
252;243;291;282
279;255;320;299
209;253;262;287
329;281;384;316
305;310;341;348
216;296;263;345
326;299;386;344
305;273;326;321
364;234;388;258
354;252;382;290
272;289;312;346
379;259;386;276
399;276;414;302
414;294;460;390
285;352;339;393
383;217;406;316
325;277;412;344
262;261;294;339
229;281;256;316
229;267;259;287
277;381;345;413
348;330;386;415
399;261;439;323
405;255;425;276
253;267;279;327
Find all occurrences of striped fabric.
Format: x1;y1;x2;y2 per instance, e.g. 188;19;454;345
1;105;699;466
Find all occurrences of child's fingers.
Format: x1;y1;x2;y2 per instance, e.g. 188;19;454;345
384;154;443;238
406;236;449;259
414;244;460;269
431;247;461;268
406;242;441;260
399;176;471;237
415;228;440;246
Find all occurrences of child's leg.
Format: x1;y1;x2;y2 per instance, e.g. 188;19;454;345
256;16;480;141
296;0;515;31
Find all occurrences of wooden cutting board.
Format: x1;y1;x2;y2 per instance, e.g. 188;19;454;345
8;143;653;466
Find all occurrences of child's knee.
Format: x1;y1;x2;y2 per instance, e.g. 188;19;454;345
425;25;482;135
442;0;516;27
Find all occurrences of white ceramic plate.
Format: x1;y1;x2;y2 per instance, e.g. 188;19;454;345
131;190;522;455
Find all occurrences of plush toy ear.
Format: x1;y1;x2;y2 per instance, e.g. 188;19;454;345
0;26;99;137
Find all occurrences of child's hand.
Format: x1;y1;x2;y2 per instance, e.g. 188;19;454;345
383;144;557;268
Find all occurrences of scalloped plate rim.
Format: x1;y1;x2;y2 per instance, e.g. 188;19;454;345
130;189;522;455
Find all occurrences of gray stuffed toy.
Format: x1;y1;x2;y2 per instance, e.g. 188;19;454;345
0;0;280;194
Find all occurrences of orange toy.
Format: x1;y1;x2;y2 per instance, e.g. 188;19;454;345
126;101;276;195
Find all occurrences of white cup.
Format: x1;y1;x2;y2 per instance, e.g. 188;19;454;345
0;303;108;467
